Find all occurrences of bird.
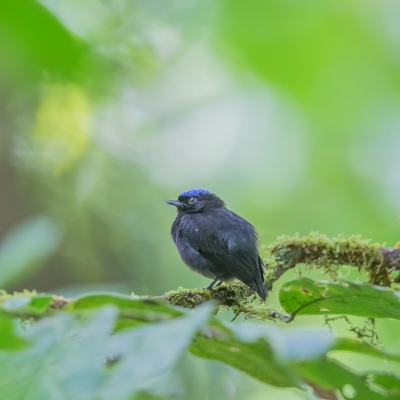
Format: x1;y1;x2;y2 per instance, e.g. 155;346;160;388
165;189;266;300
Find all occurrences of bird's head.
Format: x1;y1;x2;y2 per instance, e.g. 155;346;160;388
166;189;225;213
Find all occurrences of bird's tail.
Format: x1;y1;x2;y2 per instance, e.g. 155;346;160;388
253;255;266;300
253;277;266;301
248;275;266;300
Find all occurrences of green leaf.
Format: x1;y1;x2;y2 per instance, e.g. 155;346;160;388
0;216;62;288
0;314;27;350
366;373;400;398
297;358;389;400
232;322;400;364
29;296;54;312
332;338;400;364
232;322;334;361
1;295;53;314
191;320;400;393
68;292;183;322
0;307;117;400
0;305;212;400
98;304;213;400
113;318;146;331
190;320;298;388
279;278;400;319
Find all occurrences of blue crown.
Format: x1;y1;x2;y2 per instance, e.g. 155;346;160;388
179;188;212;198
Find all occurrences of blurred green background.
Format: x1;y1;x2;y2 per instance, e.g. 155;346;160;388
0;0;399;398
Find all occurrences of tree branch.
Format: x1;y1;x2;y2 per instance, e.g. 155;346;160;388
150;234;400;319
268;233;400;287
3;233;400;321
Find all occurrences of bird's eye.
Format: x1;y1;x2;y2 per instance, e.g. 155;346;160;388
188;197;196;204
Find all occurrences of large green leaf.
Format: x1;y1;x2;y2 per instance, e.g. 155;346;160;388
231;322;400;365
196;320;400;396
0;305;212;400
279;278;400;320
0;216;62;288
97;305;212;400
297;358;389;400
235;323;400;398
232;322;334;361
190;320;299;388
0;308;115;400
1;299;400;398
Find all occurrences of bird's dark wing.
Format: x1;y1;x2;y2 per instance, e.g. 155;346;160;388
181;210;261;285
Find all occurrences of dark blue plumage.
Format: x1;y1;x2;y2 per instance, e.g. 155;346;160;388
166;189;266;300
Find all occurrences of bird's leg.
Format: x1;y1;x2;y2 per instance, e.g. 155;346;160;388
205;278;219;290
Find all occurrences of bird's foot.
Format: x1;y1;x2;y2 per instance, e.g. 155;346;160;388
205;279;223;291
269;310;292;323
205;278;218;290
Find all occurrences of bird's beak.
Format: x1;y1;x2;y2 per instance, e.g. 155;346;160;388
165;199;184;208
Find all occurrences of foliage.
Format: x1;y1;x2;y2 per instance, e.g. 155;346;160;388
1;289;400;400
2;232;400;399
279;278;400;321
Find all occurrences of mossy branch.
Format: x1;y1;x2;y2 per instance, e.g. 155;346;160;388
2;233;400;321
159;233;400;319
267;232;400;287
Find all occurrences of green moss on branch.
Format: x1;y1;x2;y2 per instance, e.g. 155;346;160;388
1;232;399;322
264;232;394;286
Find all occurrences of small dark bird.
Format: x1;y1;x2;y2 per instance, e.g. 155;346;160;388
166;189;266;300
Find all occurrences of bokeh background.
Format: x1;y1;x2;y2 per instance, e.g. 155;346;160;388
0;1;399;399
